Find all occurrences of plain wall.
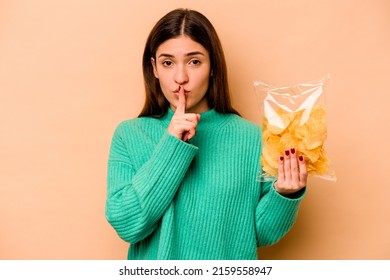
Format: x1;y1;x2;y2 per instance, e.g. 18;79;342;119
0;0;389;259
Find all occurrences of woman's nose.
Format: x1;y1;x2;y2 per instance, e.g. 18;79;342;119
174;65;189;84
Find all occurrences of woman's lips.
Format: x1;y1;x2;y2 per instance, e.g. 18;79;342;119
173;87;189;96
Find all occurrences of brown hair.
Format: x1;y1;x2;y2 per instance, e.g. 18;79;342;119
139;8;239;117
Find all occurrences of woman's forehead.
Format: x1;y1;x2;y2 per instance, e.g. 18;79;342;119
156;35;208;57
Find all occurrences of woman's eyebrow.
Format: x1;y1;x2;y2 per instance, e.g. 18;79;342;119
186;51;205;57
158;51;205;58
158;53;174;58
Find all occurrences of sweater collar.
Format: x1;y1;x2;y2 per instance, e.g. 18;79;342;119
161;108;231;131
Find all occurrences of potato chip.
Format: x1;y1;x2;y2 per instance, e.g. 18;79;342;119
261;144;280;169
260;156;278;177
266;110;295;134
260;105;330;177
280;133;299;150
301;145;322;163
295;107;327;149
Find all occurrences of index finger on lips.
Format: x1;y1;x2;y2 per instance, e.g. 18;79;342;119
176;86;186;115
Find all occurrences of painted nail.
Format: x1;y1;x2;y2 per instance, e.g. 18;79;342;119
280;156;284;161
299;155;304;161
285;150;290;156
291;148;296;154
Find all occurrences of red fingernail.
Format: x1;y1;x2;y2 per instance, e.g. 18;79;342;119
299;155;304;161
291;148;295;154
280;156;284;161
285;150;290;156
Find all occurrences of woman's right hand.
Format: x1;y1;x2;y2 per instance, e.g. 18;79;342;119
167;86;200;142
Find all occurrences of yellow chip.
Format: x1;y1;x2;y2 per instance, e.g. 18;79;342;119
260;104;330;177
264;108;296;134
261;144;279;169
261;156;278;177
280;133;299;149
301;146;322;163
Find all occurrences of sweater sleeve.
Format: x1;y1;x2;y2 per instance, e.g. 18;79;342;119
255;179;306;247
105;124;198;244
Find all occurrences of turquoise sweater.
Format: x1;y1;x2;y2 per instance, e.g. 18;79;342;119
106;109;305;260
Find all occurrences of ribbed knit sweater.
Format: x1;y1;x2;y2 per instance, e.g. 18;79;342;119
106;109;305;260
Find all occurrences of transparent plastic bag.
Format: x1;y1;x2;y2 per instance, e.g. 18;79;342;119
254;74;336;182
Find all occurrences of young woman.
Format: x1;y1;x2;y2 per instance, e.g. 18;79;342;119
106;8;307;260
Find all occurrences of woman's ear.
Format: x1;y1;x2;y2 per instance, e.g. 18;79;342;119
151;57;158;79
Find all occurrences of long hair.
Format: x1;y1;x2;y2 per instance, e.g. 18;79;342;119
139;8;239;118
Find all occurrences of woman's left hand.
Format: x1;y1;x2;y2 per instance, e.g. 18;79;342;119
274;147;307;196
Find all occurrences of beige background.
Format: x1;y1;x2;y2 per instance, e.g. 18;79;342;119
1;0;389;259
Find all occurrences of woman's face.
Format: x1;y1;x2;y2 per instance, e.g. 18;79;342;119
152;35;211;114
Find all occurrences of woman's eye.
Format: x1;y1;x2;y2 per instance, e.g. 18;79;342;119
162;61;173;67
190;59;201;65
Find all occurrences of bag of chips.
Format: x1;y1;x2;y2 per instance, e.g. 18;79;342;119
254;74;336;182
